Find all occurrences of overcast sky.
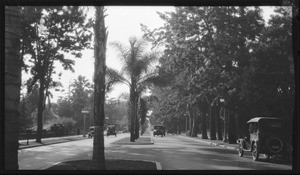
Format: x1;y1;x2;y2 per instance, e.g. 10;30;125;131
21;6;277;103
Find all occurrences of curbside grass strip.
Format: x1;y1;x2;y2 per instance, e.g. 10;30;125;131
43;159;162;170
107;159;162;170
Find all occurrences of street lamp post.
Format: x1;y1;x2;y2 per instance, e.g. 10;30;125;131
82;110;89;137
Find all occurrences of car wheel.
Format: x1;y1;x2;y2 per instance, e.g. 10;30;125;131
238;143;244;157
252;142;259;161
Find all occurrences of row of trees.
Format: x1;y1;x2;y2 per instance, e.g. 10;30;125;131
19;6;93;143
5;6;110;170
142;6;294;143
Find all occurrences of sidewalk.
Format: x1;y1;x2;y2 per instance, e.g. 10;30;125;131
176;133;239;151
19;135;90;149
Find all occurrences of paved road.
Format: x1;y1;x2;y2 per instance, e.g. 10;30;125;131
18;133;129;170
106;134;292;170
18;132;292;170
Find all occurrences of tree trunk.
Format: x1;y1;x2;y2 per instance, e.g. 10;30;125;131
228;110;237;144
201;111;208;139
191;106;199;137
36;78;45;143
189;107;193;136
129;88;136;142
235;112;241;139
223;108;228;142
177;121;181;135
134;94;139;139
209;104;216;140
92;6;107;170
216;105;223;140
5;6;21;170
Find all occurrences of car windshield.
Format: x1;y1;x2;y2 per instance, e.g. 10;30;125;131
108;125;116;129
261;120;282;132
154;126;164;130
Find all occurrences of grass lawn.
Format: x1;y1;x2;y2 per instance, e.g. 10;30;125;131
45;159;157;170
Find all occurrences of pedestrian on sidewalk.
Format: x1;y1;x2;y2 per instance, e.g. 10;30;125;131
77;128;80;135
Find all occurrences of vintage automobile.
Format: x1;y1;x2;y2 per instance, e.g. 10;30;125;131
237;117;292;161
88;126;95;138
153;125;166;137
107;124;117;137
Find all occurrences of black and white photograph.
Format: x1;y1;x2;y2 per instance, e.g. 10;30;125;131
3;0;299;172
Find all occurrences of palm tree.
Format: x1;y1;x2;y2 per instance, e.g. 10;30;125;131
5;6;21;170
108;37;164;142
92;6;107;169
70;75;93;129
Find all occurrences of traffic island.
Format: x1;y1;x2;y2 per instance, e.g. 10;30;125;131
112;136;153;145
45;159;157;170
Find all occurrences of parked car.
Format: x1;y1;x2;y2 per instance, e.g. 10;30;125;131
88;126;95;138
237;117;292;161
153;125;165;137
107;125;117;137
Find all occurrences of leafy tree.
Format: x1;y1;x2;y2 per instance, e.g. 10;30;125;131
57;97;74;119
70;75;93;130
143;6;268;143
19;84;39;132
247;7;294;138
20;6;93;143
5;6;21;170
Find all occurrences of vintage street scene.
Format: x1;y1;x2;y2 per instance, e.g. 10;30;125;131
4;3;297;172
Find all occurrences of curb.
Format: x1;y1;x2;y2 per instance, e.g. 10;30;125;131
177;135;238;151
155;161;162;170
150;135;154;144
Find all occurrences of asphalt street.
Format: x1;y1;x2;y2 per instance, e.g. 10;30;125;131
18;132;292;170
18;133;129;170
106;133;292;170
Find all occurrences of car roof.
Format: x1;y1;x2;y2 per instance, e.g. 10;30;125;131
247;117;280;123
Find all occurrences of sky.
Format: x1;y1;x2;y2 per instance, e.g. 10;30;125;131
21;6;277;103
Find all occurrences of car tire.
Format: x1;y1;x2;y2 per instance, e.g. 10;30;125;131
238;143;244;157
252;142;259;161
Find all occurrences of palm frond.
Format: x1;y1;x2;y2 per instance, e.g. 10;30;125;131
139;74;170;89
118;92;130;101
105;67;130;92
109;41;130;66
140;52;158;73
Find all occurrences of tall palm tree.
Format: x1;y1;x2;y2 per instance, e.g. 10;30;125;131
92;6;107;169
5;6;21;170
108;37;163;142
